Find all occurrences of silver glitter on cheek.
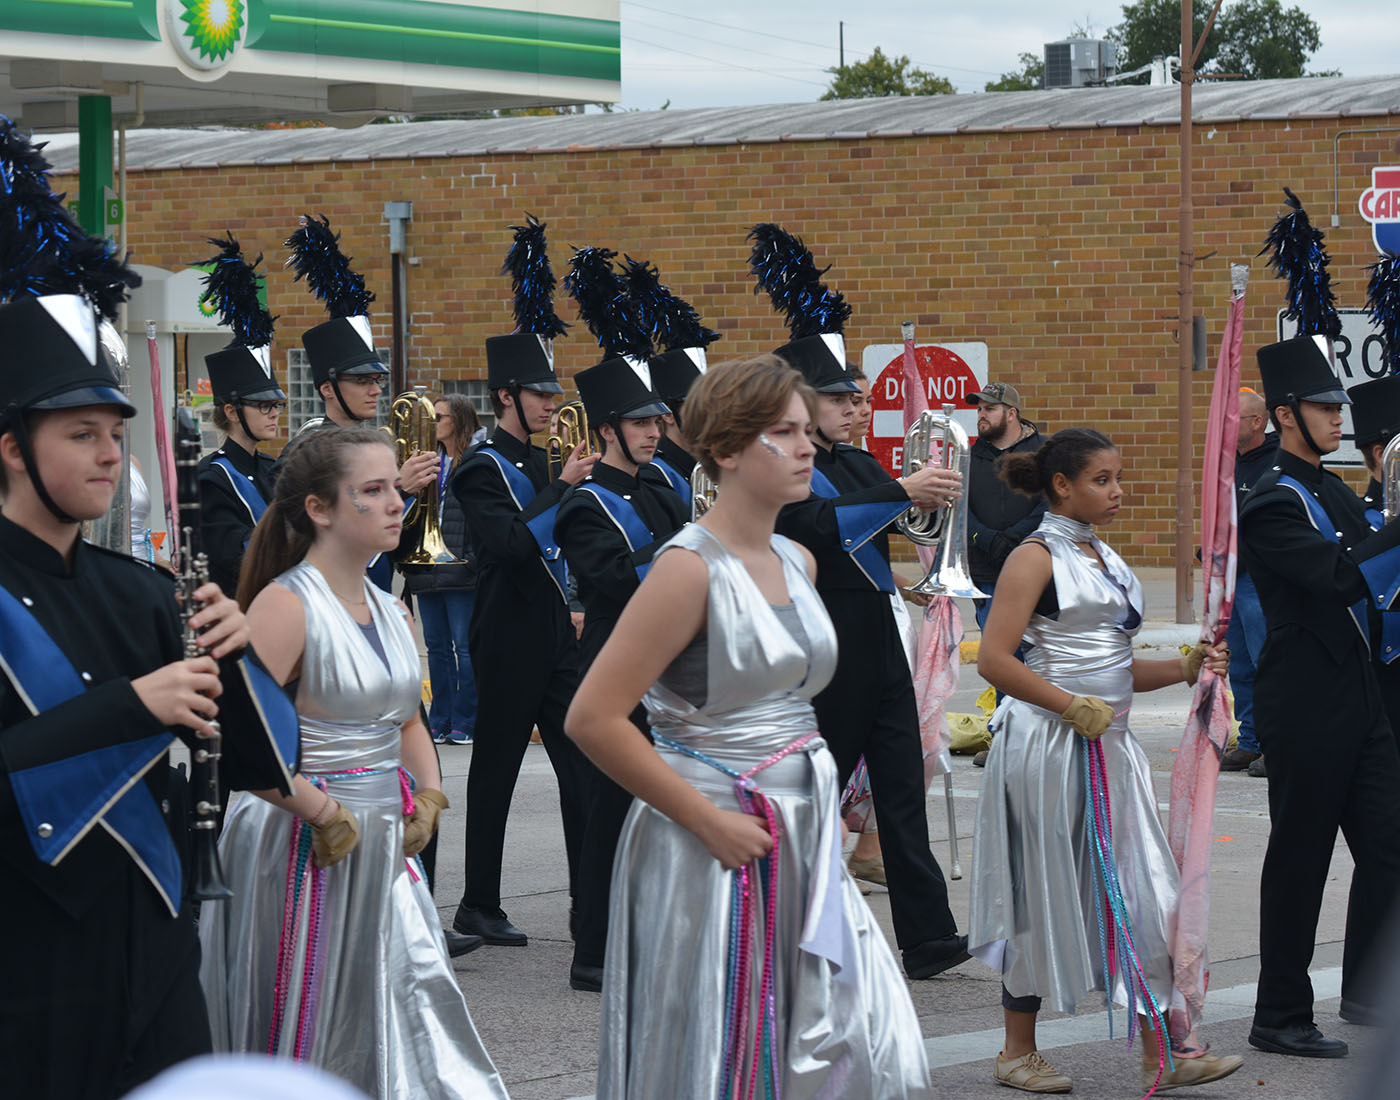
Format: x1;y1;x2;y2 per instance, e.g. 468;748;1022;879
347;486;371;514
757;432;787;458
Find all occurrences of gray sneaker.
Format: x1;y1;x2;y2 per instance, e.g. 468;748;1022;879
1247;754;1267;778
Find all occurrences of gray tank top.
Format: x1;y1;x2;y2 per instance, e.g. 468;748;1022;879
659;602;809;708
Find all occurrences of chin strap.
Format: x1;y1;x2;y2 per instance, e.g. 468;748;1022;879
328;374;362;424
608;414;639;467
232;397;258;441
5;407;77;525
815;426;833;447
1287;395;1326;457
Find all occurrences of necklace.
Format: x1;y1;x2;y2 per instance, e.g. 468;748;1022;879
331;588;367;607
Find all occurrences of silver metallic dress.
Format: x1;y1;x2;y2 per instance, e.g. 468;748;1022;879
969;512;1180;1013
199;561;508;1099
597;526;932;1100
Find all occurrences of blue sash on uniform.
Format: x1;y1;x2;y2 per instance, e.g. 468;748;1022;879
575;482;656;583
210;456;268;526
0;584;180;915
1276;474;1370;648
479;446;568;599
651;456;692;508
809;467;905;595
1364;507;1400;664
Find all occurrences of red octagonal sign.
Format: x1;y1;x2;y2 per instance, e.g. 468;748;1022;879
861;342;987;478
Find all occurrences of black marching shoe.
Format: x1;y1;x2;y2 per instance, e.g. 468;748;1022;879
454;903;528;946
1339;998;1384;1027
1247;1022;1348;1058
569;960;604;992
903;933;971;980
444;928;485;958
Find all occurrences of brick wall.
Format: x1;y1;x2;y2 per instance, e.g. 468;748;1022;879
58;115;1400;565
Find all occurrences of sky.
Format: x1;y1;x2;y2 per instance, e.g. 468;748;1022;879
612;0;1396;111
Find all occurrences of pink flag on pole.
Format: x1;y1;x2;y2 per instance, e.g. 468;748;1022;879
1167;264;1249;1042
146;321;179;567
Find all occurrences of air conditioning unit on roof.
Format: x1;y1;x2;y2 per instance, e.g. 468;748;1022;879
1043;39;1117;88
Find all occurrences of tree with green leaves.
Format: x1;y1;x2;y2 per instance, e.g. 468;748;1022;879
1108;0;1327;80
986;52;1045;91
821;47;955;101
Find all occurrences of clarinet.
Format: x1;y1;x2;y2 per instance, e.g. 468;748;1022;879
176;402;233;901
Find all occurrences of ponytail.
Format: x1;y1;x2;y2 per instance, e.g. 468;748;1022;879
236;426;392;609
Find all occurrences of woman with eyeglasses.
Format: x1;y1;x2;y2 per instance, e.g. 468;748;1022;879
197;344;287;598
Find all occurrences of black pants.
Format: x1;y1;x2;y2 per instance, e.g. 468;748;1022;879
1253;629;1400;1028
573;705;650;969
463;611;590;911
813;592;958;951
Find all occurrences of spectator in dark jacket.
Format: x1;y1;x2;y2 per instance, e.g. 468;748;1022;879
401;393;481;745
964;381;1046;629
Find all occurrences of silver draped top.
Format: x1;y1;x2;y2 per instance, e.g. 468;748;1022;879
643;525;838;766
277;561;422;775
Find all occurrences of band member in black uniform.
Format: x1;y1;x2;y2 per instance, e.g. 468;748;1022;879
556;355;686;991
0;289;254;1095
195;235;285;598
282;216;437;586
452;217;594;946
1241;336;1400;1057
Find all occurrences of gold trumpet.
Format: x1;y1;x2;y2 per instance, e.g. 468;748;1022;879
385;387;465;567
547;400;593;480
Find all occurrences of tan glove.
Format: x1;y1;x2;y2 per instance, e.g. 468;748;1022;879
310;802;360;868
403;788;450;858
1061;695;1115;740
1180;643;1208;687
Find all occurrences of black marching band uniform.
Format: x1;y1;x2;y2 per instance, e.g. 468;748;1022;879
451;313;591;946
195;238;284;599
1241;336;1400;1053
647;344;709;507
556;355;686;987
0;287;295;1095
773;332;968;978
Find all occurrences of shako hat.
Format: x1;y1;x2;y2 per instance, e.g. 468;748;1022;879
285;214;386;387
487;214;567;394
201;232;286;405
1349;375;1400;450
622;256;719;407
0;117;138;419
563;244;666;418
747;223;856;393
1257;335;1350;410
574;357;668;424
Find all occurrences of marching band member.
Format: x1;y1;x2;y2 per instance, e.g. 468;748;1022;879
750;224;970;980
1242;341;1400;1054
972;428;1242;1093
450;216;594;947
555;353;686;991
202;426;507;1098
196;234;285;598
0;121;252;1096
567;353;933;1098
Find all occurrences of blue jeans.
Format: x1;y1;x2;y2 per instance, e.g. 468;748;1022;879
418;589;478;738
1226;572;1267;754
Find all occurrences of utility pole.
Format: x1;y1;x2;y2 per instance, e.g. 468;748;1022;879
1175;0;1224;623
839;21;844;68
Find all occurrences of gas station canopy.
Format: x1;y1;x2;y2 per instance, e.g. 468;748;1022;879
0;0;621;128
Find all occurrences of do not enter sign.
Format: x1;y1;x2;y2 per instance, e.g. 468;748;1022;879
859;342;987;477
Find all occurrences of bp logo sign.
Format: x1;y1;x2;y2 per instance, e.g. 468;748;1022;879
166;0;246;72
1360;167;1400;254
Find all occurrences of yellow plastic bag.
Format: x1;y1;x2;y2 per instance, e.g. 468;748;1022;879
947;686;997;754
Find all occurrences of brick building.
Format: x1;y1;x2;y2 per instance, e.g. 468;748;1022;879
48;73;1400;565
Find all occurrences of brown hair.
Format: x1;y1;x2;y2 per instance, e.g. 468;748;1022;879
237;426;393;608
434;392;480;456
1001;427;1113;502
212;403;233;433
685;353;818;478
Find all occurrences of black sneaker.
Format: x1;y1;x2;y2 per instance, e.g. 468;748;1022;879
1247;755;1268;778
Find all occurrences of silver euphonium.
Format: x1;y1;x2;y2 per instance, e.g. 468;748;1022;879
895;403;987;599
1383;432;1400;523
690;463;718;523
83;321;133;553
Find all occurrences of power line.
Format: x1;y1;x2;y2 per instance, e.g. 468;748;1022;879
624;33;831;88
625;8;841;72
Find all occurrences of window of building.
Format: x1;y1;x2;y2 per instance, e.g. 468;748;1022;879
438;378;496;436
286;347;387;430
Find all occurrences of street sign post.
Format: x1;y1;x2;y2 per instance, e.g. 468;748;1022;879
860;341;987;477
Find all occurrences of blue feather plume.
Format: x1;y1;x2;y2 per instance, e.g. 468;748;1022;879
1258;187;1341;339
1366;252;1400;376
0;115;140;319
747;222;850;341
563;246;652;361
284;213;373;318
502;213;568;339
200;231;275;349
621;256;719;352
